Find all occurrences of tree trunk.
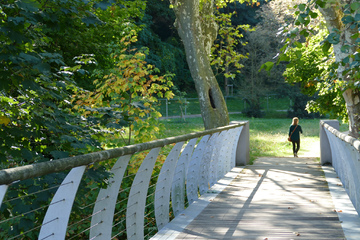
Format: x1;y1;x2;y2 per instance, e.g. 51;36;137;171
342;89;360;137
319;1;360;137
171;0;229;129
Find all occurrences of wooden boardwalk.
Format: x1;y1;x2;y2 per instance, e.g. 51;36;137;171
171;157;346;239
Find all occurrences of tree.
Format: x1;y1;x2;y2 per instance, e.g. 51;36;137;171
318;1;360;137
210;11;249;97
0;0;146;166
263;0;360;137
169;0;231;129
75;32;175;145
232;0;297;117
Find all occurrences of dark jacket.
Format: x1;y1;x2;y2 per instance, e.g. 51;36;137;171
289;124;303;141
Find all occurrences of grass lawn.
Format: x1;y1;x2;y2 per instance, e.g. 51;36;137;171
158;115;348;164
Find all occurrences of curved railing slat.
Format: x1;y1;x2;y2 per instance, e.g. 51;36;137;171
186;135;210;204
171;138;197;216
38;166;86;240
0;185;8;207
154;142;184;230
126;147;161;240
199;132;219;195
89;155;132;240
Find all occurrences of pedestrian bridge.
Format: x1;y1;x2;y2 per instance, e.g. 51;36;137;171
0;120;360;239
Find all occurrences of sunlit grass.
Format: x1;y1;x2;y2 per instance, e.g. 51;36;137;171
158;115;348;164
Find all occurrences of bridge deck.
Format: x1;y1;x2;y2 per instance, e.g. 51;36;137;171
153;157;360;239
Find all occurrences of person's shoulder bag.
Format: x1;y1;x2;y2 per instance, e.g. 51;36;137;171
288;125;298;141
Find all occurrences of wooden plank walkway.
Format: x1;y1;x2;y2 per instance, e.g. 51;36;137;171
156;157;350;239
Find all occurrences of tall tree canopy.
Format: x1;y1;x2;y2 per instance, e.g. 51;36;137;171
0;0;174;167
263;0;360;137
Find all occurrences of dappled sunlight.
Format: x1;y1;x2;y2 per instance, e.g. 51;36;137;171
174;157;345;239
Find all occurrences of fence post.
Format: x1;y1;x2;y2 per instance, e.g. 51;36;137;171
166;99;168;118
320;120;339;165
184;98;187;117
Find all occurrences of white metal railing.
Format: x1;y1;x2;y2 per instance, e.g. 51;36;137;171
0;121;249;240
320;120;360;214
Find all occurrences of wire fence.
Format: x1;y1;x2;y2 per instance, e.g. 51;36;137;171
155;95;292;118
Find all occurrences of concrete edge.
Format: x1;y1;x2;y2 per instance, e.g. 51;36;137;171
150;166;244;240
322;166;360;240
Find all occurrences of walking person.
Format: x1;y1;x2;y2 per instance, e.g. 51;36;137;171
289;117;303;157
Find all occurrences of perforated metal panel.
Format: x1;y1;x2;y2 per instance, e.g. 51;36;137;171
171;138;197;216
199;132;219;195
186;135;210;204
216;130;230;182
155;142;184;230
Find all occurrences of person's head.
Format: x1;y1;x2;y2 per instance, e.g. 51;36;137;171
292;117;299;125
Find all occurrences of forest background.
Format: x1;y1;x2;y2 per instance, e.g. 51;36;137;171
1;0;344;168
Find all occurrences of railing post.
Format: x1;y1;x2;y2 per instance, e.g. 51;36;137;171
38;166;86;240
320;120;339;165
90;155;132;240
126;148;161;240
230;121;250;166
154;142;184;230
0;185;8;207
187;135;210;204
171;138;197;217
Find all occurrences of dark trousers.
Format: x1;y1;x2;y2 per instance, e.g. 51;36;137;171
292;140;300;154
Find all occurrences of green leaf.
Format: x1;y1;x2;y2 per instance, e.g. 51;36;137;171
310;11;318;19
322;41;331;53
297;15;304;24
341;45;350;53
259;61;274;72
351;2;360;11
50;151;69;159
327;32;340;44
34;63;51;73
355;13;360;22
300;29;309;37
351;32;359;39
82;15;104;27
315;0;326;8
279;54;290;62
298;4;306;11
21;148;33;161
93;0;116;10
342;15;354;24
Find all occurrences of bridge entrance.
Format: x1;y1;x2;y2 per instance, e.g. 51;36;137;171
154;157;358;239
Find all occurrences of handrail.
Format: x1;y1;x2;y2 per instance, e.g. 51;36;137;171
0;122;246;185
0;121;249;240
320;120;360;215
320;121;360;152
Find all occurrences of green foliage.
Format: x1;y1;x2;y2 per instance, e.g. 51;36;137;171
75;32;175;144
0;0;146;165
211;10;250;80
0;0;158;237
138;0;194;93
260;0;360;123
